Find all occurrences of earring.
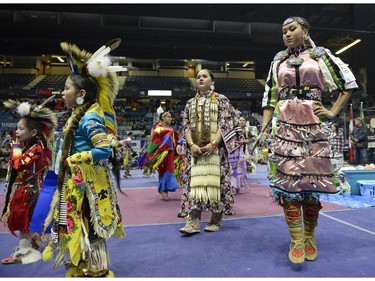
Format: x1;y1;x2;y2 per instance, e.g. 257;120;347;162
210;83;215;91
76;96;84;105
303;35;309;41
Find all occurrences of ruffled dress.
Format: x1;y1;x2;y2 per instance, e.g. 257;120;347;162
262;46;358;200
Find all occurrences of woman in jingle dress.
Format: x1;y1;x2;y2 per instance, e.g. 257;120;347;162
261;16;358;264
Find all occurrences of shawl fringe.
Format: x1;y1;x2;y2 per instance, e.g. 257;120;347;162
189;186;221;203
53;234;69;269
87;239;109;271
85;169;121;239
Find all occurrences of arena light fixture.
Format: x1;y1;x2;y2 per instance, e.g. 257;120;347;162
148;90;172;96
335;39;361;55
51;55;65;63
56;56;65;63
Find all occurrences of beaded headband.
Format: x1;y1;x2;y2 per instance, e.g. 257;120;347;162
283;16;310;30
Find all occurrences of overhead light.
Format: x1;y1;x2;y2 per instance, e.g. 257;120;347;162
56;56;65;63
242;61;254;67
51;55;65;63
335;39;361;55
148;90;172;96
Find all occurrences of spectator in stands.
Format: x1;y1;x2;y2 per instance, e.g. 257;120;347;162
0;142;10;179
2;127;13;138
140;111;184;201
178;69;243;234
329;123;345;169
261;16;358;264
1;98;56;264
350;117;368;166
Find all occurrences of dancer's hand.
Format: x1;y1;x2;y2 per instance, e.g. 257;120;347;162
313;101;335;119
12;138;20;145
201;143;215;156
191;144;202;156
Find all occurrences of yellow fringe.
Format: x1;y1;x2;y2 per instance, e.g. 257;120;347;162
53;234;69;269
43;188;60;233
80;163;99;183
151;151;168;170
114;225;126;239
84;168;121;239
87;239;109;271
189;186;221;203
123;150;129;166
190;153;221;203
42;244;54;262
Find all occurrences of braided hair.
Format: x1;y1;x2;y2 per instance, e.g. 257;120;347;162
58;74;123;193
57;101;94;193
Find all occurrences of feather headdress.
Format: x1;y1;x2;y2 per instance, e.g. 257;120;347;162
157;105;164;118
3;95;57;141
60;38;128;135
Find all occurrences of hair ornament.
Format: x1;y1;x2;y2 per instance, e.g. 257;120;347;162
210;83;215;91
157;105;164;117
16;102;32;117
283;16;310;30
306;35;316;48
3;95;58;141
60;38;138;135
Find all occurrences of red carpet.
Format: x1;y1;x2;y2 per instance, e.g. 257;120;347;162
117;184;348;227
0;168;348;232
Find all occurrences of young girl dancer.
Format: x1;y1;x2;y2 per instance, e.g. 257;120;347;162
1;98;56;264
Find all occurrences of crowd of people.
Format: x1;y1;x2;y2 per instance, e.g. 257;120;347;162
0;16;373;277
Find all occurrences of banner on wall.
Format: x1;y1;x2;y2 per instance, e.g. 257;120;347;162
1;123;17;128
38;89;60;95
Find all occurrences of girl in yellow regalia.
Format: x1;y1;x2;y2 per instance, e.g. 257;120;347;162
42;39;127;277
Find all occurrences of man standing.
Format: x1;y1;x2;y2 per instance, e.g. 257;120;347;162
350;117;368;165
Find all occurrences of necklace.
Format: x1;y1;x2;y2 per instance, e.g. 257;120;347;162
286;45;306;67
198;89;211;96
197;90;210;106
286;56;304;67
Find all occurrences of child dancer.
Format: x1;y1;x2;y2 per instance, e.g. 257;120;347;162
1;98;56;264
41;38;127;277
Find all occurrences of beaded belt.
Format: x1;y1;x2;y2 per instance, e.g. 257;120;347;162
279;87;322;101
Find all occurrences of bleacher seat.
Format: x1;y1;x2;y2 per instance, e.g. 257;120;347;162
125;76;191;90
0;74;35;90
31;74;69;91
214;78;264;94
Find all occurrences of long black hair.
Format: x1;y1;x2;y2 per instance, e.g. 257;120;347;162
60;74;124;194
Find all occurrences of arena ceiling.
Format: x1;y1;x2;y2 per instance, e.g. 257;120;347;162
0;3;375;78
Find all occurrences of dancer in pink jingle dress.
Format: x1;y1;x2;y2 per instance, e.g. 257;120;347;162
261;16;358;264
